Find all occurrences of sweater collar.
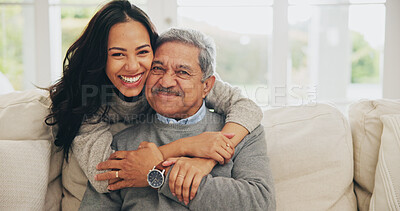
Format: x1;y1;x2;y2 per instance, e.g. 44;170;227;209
156;101;206;125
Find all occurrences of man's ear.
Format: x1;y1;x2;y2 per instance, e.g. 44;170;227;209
202;75;216;99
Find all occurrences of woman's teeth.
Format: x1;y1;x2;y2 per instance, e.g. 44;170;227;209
120;75;141;83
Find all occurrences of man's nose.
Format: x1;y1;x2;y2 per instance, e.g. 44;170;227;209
159;70;177;88
124;56;140;72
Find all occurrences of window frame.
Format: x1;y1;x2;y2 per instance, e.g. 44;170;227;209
1;0;399;102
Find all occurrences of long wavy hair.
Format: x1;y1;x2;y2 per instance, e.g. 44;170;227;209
45;0;158;160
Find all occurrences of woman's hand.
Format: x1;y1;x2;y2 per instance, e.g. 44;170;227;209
180;132;235;165
162;157;216;206
95;141;163;190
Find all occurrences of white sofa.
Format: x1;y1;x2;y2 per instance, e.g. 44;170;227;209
0;89;399;211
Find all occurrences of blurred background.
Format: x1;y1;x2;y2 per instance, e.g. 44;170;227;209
0;0;399;110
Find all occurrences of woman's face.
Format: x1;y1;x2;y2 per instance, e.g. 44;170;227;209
106;20;153;97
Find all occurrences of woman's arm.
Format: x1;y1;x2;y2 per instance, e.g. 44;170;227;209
206;74;263;135
72;120;113;193
220;122;249;146
160;76;261;160
159;77;262;160
158;132;234;165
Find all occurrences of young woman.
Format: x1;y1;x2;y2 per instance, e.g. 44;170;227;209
46;0;262;205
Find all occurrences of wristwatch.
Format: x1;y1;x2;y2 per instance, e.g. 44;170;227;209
147;162;166;189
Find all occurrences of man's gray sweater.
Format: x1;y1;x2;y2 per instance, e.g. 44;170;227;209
79;109;276;211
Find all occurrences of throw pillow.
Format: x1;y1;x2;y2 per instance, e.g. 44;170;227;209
0;140;51;210
349;99;400;211
369;114;400;211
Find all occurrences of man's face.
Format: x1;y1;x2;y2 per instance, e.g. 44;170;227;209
145;41;214;119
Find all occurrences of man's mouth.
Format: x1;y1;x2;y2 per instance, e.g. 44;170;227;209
152;87;182;96
119;74;143;83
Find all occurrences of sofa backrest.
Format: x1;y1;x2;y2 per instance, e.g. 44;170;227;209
263;103;357;211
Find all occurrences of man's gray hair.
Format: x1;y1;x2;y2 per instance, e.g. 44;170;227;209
155;28;216;81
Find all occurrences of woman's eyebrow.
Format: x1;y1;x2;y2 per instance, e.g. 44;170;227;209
136;44;151;51
108;44;150;51
108;47;126;51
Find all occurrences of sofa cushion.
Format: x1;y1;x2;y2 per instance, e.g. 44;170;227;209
349;99;400;211
0;90;52;141
263;104;356;211
0;140;50;210
369;114;400;211
0;89;64;211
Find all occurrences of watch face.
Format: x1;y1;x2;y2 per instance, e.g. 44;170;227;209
147;169;164;188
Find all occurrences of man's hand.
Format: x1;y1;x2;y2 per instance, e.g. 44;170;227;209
95;141;164;190
180;132;235;165
162;157;216;205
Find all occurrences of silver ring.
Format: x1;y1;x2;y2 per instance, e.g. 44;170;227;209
116;171;119;178
226;143;230;148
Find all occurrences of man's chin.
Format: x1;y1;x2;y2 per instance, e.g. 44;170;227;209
158;111;183;119
154;103;185;117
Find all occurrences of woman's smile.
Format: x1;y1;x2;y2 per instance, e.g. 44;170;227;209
119;72;145;88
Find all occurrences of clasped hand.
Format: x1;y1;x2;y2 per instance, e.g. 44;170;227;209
95;141;163;190
179;132;235;165
95;132;235;204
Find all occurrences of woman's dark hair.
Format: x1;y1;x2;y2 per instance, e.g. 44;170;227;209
45;0;158;160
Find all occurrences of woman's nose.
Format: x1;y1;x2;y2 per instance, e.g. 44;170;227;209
125;56;140;72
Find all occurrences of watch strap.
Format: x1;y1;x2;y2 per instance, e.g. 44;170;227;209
155;161;166;172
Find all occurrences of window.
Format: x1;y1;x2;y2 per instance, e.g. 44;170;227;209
177;0;272;105
0;1;34;90
176;0;387;108
1;0;398;108
0;0;147;91
288;0;386;105
55;0;148;65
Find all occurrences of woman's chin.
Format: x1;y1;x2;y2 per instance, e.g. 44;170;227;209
118;87;142;98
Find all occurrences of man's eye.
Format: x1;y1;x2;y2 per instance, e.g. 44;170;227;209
176;70;192;79
177;70;189;75
151;66;165;74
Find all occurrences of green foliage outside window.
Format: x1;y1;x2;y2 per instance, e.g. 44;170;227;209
0;6;23;90
61;7;95;61
351;31;380;83
214;34;269;85
290;28;381;85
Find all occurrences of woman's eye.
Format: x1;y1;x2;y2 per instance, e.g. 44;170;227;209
138;50;150;55
111;53;123;57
